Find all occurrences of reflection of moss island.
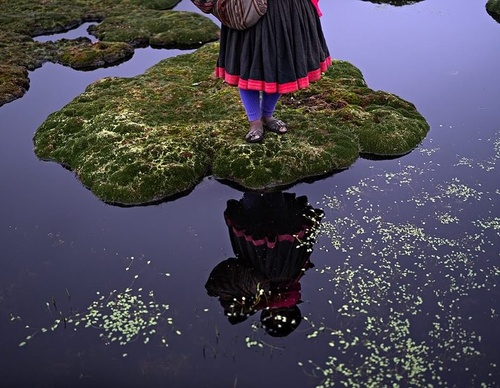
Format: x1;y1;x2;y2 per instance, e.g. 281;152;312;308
34;42;430;205
0;0;219;106
486;0;500;23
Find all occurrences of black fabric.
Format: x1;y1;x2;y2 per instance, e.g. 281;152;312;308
205;192;324;332
216;0;331;91
224;192;324;280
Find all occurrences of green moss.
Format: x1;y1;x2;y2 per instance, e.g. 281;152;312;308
0;65;30;106
33;43;430;205
0;0;219;106
88;10;219;48
486;0;500;22
57;40;134;69
0;31;46;70
128;0;181;10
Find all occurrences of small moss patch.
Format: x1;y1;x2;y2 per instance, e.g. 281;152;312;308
0;65;30;106
486;0;500;22
88;10;220;49
57;39;135;70
33;43;429;205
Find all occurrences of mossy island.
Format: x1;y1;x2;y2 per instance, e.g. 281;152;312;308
486;0;500;23
34;42;430;206
0;0;219;106
0;0;430;205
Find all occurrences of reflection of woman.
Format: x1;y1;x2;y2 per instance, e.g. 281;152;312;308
205;192;323;336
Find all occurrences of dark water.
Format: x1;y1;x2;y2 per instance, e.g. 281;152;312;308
1;0;499;386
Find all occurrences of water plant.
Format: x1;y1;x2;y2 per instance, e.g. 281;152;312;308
17;256;179;352
296;132;500;386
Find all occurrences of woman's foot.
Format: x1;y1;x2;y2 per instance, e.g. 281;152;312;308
262;117;287;134
245;120;264;143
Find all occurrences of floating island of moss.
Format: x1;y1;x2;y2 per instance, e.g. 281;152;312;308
0;0;219;106
486;0;500;22
34;42;430;205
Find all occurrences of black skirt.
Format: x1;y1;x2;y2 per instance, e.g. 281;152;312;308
215;0;332;94
223;192;324;280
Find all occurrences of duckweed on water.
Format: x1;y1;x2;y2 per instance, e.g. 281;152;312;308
81;287;173;346
301;133;500;386
18;257;178;349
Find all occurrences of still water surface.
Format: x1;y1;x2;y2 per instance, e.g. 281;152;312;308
1;0;499;386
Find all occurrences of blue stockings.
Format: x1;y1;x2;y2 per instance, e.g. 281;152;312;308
239;89;281;122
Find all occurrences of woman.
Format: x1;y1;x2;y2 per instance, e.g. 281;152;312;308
215;0;331;142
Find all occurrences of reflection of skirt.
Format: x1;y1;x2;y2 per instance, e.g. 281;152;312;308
224;192;324;280
215;0;332;93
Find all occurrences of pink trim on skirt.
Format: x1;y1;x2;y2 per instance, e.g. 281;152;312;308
215;56;332;94
310;0;322;16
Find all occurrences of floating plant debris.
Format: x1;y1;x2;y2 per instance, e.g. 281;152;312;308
18;257;178;350
300;132;500;386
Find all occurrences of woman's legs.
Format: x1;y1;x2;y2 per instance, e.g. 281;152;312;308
239;89;263;142
239;89;261;122
239;89;287;142
261;92;281;119
261;92;287;134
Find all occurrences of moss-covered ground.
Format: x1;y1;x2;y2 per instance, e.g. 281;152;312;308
0;0;220;106
33;42;430;205
486;0;500;22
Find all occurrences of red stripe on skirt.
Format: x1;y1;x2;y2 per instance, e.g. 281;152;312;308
215;56;332;94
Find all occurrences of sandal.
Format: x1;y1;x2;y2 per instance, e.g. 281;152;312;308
262;118;287;134
245;125;264;143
